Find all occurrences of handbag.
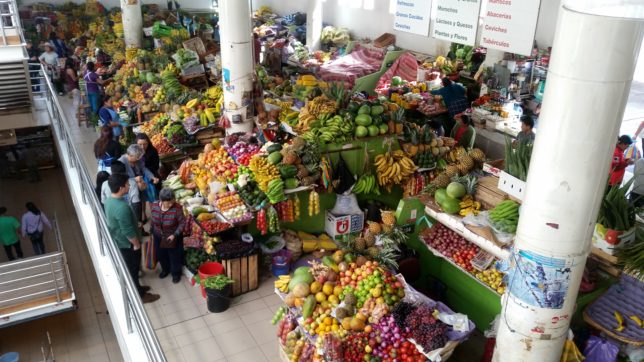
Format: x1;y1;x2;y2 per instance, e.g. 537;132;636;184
143;174;157;201
143;240;157;270
27;215;43;241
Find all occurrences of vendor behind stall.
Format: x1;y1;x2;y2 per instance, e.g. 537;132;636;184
99;97;125;142
431;78;469;135
514;115;536;147
450;113;476;150
428;119;445;137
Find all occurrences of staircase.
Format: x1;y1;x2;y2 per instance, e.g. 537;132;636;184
0;0;31;114
0;61;32;112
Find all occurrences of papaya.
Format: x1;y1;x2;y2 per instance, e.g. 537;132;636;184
302;295;316;318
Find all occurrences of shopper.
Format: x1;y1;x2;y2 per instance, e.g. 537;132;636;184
151;188;185;283
39;43;63;95
118;145;158;235
64;58;79;97
609;135;634;186
431;77;469;134
514;115;536;147
104;173;159;303
84;62;107;115
48;31;69;58
450;113;476;150
98;98;124;143
95;171;110;206
101;161;141;216
21;202;52;255
632;156;644;208
94;126;122;172
0;207;22;261
26;40;41;93
136;133;160;223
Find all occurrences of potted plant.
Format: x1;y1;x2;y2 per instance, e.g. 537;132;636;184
201;274;234;313
594;179;637;254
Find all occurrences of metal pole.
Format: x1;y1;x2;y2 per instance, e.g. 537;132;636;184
219;0;255;134
494;2;644;360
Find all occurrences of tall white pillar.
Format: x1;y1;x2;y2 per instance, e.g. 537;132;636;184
494;2;644;361
121;0;143;48
307;0;323;51
219;0;255;134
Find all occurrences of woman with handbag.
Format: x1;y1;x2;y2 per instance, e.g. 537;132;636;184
94;126;121;173
21;202;52;255
151;188;185;283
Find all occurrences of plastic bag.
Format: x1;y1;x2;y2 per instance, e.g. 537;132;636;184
462;210;514;245
583;336;618;362
560;330;584;362
143;240;157;270
484;314;501;338
330;193;362;216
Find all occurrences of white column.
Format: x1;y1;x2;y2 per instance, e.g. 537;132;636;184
493;2;644;361
121;0;143;48
219;0;255;134
307;0;323;51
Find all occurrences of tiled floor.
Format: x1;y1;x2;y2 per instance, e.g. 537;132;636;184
52;95;285;362
0;168;122;361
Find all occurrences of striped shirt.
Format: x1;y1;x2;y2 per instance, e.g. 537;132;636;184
150;202;185;241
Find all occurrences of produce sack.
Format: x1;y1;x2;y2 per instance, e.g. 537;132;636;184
143;240;157;270
583;336;618;362
172;48;200;70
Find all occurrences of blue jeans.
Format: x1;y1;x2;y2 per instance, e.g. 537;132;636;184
87;93;100;115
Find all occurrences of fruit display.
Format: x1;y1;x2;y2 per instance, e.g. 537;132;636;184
474;267;506;295
422;223;478;270
374;150;416;191
489;200;520;233
198;219;233;235
236;180;268;209
301;113;355;145
249;155;281;193
215;191;253;223
352;174;380;195
308;190;320;216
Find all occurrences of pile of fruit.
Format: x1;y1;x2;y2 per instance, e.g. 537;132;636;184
375;150;416;192
433;175;478;215
198;219;233;235
422;224;478;271
236;180;268;209
474;267;506;294
214;191;252;223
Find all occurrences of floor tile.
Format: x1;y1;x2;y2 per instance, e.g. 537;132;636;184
230;290;263;306
163;347;186;362
240;307;274;326
260;341;280;361
202;308;239;325
165;307;204;326
231;298;267;315
213;326;256;357
227;346;268;362
247;319;278;345
174;326;214;347
180;337;225;362
168;317;207;337
261;294;282;308
207;316;246;334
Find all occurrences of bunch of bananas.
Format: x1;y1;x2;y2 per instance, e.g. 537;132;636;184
125;47;138;62
205;85;222;100
302;114;354;145
249;156;280;192
274;275;290;292
353;174;380;195
459;195;481;216
113;22;124;38
294;113;317;133
304;95;337;118
375;150;416;191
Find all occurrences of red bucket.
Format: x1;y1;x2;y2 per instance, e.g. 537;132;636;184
198;262;225;298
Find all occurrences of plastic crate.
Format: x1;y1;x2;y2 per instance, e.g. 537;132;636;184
470;250;495;271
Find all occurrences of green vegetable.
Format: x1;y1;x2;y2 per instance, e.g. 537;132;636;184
201;274;234;290
614;226;644;281
597;178;636;231
505;136;533;181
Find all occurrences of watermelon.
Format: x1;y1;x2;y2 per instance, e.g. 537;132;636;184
284;178;299;189
267;152;283;165
379;124;389;134
446;182;466;199
355;114;372;127
435;188;448;204
280;164;298;178
368;125;379;137
355;125;368;138
358;105;371;115
267;144;282;153
440;196;461;214
370;105;384;116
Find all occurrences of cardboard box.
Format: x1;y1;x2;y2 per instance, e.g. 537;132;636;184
325;211;364;240
498;171;525;201
592;224;636;256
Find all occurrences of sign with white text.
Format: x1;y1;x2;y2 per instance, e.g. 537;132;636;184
394;0;432;36
432;0;481;46
481;0;541;56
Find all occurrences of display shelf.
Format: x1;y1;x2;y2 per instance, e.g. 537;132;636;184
422;242;501;296
424;206;511;260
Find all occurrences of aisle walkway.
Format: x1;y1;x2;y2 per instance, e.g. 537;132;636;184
56;96;283;362
0;168;122;361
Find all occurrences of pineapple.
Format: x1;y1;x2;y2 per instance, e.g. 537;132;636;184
460;155;474;170
445;165;459;178
454;147;467;161
382;224;393;233
468;148;485;162
457;163;470;175
367;221;382;235
283;150;299;165
301;176;317;186
367;246;380;259
364;231;376;247
354;236;366;251
434;173;450;188
296;164;310;179
291;137;306;151
381;210;396;226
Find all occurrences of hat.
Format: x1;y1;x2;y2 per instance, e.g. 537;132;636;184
618;135;633;145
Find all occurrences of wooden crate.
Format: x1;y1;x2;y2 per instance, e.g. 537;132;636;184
476;176;511;210
222;253;259;297
195;127;225;145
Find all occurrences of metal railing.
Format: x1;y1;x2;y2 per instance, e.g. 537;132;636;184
39;64;166;362
0;0;24;46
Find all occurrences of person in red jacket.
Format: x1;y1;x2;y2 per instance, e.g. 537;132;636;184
609;135;634;185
